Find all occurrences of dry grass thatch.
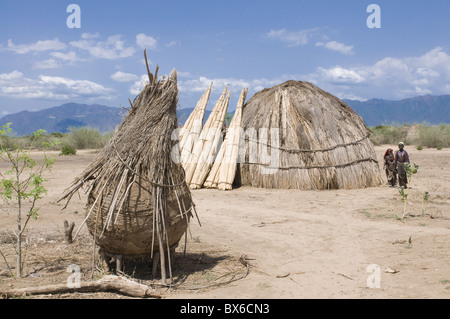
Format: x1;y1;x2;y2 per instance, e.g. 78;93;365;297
58;51;198;283
238;80;383;190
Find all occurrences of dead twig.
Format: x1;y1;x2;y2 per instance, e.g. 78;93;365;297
333;272;354;280
0;248;14;277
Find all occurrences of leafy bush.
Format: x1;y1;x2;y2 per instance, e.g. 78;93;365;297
60;144;77;155
0;135;16;150
369;125;408;146
369;123;450;148
416;124;450;148
64;126;110;149
50;132;64;138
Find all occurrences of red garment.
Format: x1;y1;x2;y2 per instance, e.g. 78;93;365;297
383;148;393;160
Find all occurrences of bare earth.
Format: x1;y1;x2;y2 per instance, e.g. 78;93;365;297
0;145;449;299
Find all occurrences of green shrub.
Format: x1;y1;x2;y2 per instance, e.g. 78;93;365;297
369;124;408;146
50;132;65;138
417;125;444;148
370;123;450;148
413;124;450;148
65;126;110;149
0;135;17;150
60;144;77;155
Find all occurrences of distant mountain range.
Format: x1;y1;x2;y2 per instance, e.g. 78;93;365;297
0;103;211;137
1;94;449;136
343;94;450;127
0;103;124;136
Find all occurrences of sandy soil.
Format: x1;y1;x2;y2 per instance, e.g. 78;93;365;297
0;145;449;299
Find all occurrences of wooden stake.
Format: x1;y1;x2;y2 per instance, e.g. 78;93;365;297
63;220;75;244
116;255;123;274
144;49;153;84
152;252;160;279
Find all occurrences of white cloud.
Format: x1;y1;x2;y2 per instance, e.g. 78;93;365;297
177;71;192;78
111;71;139;82
136;33;158;50
177;47;450;103
32;52;84;70
70;34;135;60
178;76;249;94
0;70;23;81
267;28;318;47
7;38;66;54
178;75;284;97
81;32;100;39
0;70;114;101
51;51;83;62
315;41;354;55
309;47;450;99
165;40;178;48
39;75;112;96
130;74;149;95
317;66;365;84
32;59;60;70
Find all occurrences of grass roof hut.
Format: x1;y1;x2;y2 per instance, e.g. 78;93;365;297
59;53;198;284
237;80;382;190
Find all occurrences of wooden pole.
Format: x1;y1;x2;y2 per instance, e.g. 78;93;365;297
64;220;75;244
0;275;161;298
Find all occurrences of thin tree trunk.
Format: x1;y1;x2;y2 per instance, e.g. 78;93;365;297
17;175;22;279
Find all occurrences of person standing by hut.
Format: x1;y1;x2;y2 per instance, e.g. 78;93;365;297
394;142;410;188
383;148;397;187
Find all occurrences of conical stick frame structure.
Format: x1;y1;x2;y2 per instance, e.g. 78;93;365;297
58;51;199;284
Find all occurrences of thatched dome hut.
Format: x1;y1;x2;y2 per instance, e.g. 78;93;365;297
237;80;382;190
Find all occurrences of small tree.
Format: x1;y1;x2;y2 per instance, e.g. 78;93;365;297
0;123;58;278
398;162;419;219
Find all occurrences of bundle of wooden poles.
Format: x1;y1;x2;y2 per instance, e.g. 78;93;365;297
179;86;248;190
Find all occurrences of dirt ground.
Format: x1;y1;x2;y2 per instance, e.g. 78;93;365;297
0;145;449;299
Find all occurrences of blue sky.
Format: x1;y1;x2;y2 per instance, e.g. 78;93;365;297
1;0;450;115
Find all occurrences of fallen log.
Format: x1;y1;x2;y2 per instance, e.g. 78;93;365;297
1;275;161;298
